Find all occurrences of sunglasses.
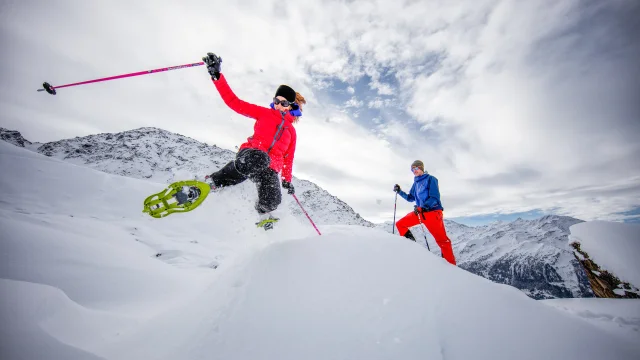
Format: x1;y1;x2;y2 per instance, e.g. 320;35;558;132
273;97;292;107
411;166;421;172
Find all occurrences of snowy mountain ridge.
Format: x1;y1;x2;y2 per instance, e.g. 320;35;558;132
0;127;31;148
2;127;372;227
452;215;592;299
1;127;591;299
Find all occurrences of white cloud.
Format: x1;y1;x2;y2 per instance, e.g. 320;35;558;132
344;97;363;108
368;99;384;109
1;0;638;224
371;82;395;96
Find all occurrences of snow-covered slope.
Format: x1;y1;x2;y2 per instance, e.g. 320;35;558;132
291;178;372;226
378;216;592;299
10;127;373;228
0;139;311;359
542;298;640;347
1;141;638;359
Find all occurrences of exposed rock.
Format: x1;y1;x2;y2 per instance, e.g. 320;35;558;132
571;242;640;298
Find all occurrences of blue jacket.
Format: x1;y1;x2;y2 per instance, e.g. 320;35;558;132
398;173;444;211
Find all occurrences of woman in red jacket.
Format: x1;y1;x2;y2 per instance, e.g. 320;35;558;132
201;53;304;229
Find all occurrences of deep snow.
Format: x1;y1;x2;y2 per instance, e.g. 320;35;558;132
1;141;639;359
542;298;640;347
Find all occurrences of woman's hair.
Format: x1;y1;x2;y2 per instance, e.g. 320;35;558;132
295;93;306;110
292;92;306;123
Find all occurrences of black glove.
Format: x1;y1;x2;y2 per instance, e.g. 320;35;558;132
282;180;295;195
202;52;222;80
393;184;401;193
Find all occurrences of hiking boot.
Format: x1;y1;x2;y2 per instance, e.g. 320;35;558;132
175;186;201;205
404;230;417;242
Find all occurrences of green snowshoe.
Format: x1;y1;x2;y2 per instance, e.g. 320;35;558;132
256;215;279;230
143;180;211;218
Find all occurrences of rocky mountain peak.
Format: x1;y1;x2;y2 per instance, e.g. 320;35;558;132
0;128;31;148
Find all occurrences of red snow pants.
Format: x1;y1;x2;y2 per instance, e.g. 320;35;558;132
396;209;457;265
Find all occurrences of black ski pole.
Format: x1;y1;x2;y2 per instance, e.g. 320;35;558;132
417;211;431;251
392;192;398;234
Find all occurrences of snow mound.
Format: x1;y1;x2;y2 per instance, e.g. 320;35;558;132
570;221;640;288
108;230;639;360
0;279;134;360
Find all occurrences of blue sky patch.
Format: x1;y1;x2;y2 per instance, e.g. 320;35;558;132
617;206;640;223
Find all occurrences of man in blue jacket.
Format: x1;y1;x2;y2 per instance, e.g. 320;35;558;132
394;160;456;265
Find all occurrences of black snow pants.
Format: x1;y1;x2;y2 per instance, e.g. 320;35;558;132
208;148;282;214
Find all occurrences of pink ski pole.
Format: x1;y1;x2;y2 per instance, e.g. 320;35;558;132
292;194;321;236
37;61;205;95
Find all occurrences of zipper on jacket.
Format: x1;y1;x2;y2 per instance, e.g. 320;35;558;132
267;112;287;153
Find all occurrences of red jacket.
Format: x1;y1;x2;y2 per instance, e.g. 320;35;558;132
213;73;297;182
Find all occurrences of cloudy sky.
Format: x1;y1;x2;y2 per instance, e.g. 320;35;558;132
1;0;639;225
